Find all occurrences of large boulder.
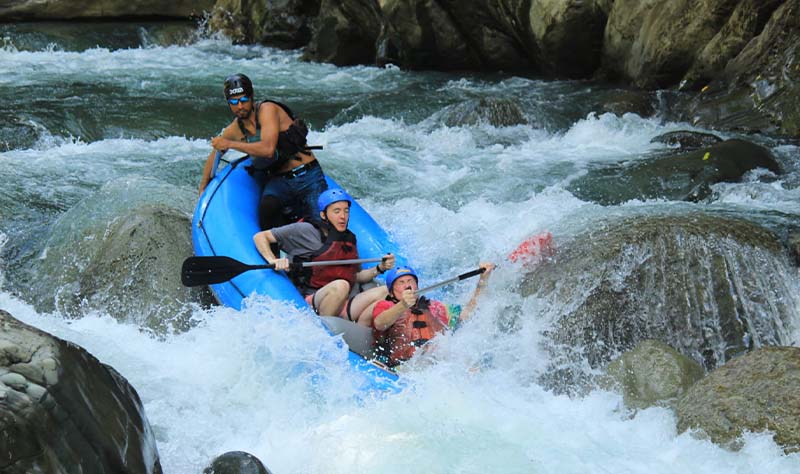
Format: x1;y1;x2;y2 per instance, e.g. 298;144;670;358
522;214;800;393
567;139;781;204
675;346;800;452
0;310;162;473
29;195;211;334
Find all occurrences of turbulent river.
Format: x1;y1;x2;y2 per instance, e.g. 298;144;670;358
1;21;799;473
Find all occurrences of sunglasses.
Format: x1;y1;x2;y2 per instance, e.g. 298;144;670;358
227;96;251;105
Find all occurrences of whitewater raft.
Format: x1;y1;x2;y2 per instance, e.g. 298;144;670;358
192;155;401;393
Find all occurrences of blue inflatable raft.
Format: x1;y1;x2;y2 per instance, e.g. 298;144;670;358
192;155;402;393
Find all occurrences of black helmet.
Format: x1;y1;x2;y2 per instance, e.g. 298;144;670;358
223;73;254;99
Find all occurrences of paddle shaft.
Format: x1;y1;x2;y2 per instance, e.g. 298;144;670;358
181;255;385;287
415;267;486;296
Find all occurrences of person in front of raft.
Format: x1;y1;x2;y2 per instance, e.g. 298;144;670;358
200;73;328;230
372;263;494;368
253;188;395;327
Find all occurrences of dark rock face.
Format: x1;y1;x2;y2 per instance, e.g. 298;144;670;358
522;214;800;393
0;310;162;474
567;139;781;204
676;346;800;453
303;0;383;66
204;451;272;474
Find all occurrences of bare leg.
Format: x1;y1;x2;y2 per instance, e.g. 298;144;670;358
348;286;388;327
313;280;350;316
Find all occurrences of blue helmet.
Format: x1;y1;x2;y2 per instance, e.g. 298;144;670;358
318;188;352;212
385;266;418;294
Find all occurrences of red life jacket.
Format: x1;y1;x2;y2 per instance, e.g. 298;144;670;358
304;225;359;290
375;297;448;367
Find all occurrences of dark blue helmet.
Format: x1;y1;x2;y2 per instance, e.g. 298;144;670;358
223;73;254;99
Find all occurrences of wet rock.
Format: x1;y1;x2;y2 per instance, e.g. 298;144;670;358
0;309;162;474
676;346;800;453
434;98;529;127
0;118;41;151
523;214;800;394
73;205;213;332
31;199;212;334
567;138;781;204
600;340;704;410
204;451;272;474
650;131;723;150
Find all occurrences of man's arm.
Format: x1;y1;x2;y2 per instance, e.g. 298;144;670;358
200;121;240;194
211;102;281;158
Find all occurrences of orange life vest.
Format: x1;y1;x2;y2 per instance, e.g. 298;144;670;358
375;297;448;367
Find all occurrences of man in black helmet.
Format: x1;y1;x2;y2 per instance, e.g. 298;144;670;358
200;73;328;230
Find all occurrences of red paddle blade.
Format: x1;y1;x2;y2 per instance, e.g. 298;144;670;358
508;231;555;265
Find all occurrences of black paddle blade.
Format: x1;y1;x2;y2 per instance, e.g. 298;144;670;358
181;256;270;287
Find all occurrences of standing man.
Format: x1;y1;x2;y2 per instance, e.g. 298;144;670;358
200;73;328;230
253;188;396;327
372;263;495;368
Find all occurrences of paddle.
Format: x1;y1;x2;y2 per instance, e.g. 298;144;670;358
414;267;487;296
181;255;385;287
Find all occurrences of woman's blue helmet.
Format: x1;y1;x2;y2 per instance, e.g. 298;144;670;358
318;188;352;212
385;266;418;294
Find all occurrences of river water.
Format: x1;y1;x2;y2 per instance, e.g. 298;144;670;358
1;21;799;474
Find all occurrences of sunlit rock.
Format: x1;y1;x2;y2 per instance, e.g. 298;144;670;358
600;339;704;410
203;451;272;474
686;0;800;135
0;309;162;474
676;346;800;453
522;214;800;394
567;138;781;204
